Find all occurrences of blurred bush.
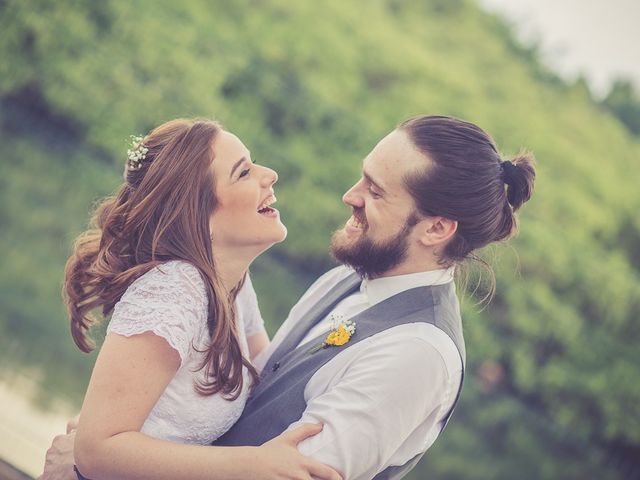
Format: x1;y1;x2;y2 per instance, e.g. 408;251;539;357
1;0;639;478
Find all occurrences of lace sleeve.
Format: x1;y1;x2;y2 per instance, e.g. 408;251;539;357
236;274;265;338
107;261;208;364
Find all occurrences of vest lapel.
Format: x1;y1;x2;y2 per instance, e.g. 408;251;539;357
263;271;361;374
215;280;465;457
278;283;440;367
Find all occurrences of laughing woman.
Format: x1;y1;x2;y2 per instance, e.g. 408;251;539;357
65;119;340;480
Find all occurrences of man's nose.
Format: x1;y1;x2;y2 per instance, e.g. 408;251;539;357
342;181;365;208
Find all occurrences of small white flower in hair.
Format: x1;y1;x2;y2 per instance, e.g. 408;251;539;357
127;135;148;170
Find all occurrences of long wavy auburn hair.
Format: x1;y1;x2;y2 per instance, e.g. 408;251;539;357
64;118;258;399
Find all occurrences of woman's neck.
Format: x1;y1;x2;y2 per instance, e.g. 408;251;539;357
212;246;257;293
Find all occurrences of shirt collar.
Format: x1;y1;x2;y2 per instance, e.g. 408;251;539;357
360;267;455;307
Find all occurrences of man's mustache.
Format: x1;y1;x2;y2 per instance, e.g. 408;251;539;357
351;208;367;225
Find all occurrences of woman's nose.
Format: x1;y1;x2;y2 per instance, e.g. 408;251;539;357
261;166;278;187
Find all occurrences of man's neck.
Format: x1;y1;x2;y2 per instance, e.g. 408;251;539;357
370;257;448;280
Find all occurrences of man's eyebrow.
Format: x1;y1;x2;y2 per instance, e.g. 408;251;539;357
229;157;248;178
363;169;386;193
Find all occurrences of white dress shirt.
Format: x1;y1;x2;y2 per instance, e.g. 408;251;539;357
254;265;463;480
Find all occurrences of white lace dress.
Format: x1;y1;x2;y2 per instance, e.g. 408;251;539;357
107;260;265;445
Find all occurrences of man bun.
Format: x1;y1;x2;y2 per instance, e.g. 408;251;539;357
399;115;537;268
504;152;536;211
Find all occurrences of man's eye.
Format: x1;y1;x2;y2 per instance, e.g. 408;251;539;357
368;186;381;198
239;168;251;178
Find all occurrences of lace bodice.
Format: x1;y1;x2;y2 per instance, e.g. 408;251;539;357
107;260;264;444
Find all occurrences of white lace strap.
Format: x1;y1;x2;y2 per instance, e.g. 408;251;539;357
107;261;208;364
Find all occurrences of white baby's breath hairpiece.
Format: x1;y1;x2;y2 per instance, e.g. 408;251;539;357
126;135;149;170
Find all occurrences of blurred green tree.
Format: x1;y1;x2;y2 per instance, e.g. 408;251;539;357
1;0;639;477
602;79;640;135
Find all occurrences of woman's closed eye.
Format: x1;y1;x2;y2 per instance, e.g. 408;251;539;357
238;158;257;179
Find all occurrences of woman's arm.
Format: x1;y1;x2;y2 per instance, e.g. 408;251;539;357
247;328;270;361
237;274;271;362
74;332;339;480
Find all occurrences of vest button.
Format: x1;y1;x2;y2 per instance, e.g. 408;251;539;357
272;362;280;372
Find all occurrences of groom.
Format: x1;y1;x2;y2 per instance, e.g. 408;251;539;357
211;118;467;480
43;114;531;479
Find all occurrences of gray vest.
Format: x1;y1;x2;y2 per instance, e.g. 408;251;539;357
215;271;466;479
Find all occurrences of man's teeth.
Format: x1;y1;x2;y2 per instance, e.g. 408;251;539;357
348;216;365;229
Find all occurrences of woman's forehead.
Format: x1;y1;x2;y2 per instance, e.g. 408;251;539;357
213;130;251;177
216;131;249;159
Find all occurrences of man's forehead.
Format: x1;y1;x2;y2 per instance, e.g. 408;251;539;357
365;129;425;173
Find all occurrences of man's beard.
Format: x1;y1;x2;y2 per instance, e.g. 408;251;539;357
331;211;416;279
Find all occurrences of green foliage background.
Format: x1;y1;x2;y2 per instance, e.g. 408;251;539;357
1;0;639;478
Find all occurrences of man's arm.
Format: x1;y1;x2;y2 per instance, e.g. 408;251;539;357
40;431;77;480
286;337;455;480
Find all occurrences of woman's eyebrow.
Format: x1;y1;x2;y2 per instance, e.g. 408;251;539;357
229;157;248;178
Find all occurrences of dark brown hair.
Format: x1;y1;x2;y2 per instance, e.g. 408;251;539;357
400;115;535;291
64;118;257;399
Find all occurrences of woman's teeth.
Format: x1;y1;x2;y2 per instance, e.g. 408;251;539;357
258;195;276;213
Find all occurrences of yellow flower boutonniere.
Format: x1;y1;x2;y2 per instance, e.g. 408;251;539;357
308;314;356;354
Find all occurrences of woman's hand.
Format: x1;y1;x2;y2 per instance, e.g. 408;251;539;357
255;423;342;480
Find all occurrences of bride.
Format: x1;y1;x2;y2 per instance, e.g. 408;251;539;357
64;118;340;479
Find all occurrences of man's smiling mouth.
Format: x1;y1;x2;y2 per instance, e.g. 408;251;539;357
346;209;367;230
347;216;365;229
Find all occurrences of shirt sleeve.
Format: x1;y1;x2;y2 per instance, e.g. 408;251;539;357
236;274;265;338
287;337;454;480
107;261;208;365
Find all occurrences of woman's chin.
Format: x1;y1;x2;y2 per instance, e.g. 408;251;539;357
268;220;288;243
251;227;288;256
276;224;288;243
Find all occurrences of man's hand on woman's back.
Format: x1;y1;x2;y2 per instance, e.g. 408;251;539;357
39;415;79;480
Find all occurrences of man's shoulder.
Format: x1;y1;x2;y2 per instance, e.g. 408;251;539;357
353;323;463;380
298;265;355;301
314;264;355;286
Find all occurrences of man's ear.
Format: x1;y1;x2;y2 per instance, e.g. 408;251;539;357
417;216;458;248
